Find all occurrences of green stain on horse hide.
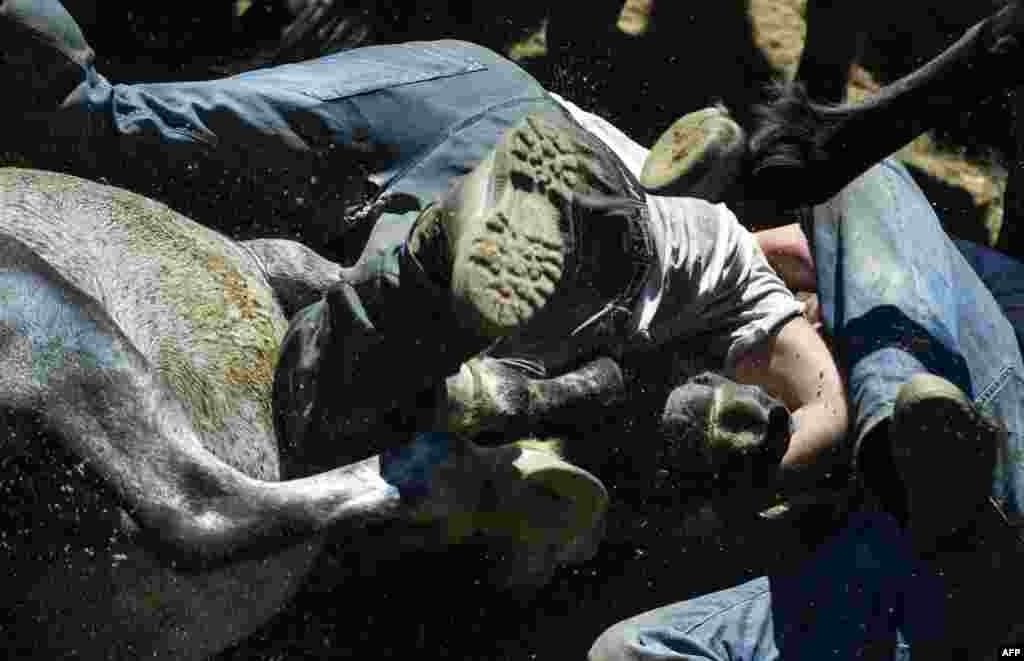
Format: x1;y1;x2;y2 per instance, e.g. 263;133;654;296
104;187;288;436
1;169;288;478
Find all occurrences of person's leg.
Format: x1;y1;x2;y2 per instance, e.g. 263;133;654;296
11;2;626;345
589;577;777;661
588;511;914;661
811;158;1023;533
952;237;1024;353
57;39;540;185
945;237;1024;527
3;2;558;240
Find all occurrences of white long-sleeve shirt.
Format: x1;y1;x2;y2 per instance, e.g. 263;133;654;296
549;93;803;369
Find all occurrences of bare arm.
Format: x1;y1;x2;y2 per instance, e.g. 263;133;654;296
731;315;849;492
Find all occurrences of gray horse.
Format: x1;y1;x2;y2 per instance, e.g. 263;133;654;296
0;167;618;659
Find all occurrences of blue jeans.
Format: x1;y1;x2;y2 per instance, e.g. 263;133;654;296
588;511;921;661
589;161;1024;660
62;46;1024;658
811;159;1024;526
67;39;563;264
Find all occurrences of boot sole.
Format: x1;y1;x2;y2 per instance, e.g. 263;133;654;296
474;439;609;547
640;107;746;202
891;374;1001;549
449;115;586;338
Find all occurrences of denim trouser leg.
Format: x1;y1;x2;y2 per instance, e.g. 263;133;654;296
810;159;1024;526
952;238;1024;354
61;40;559;252
588;512;923;661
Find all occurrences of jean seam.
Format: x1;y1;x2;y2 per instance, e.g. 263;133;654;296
294;42;487;102
678;583;772;637
297;64;488;103
974;363;1014;408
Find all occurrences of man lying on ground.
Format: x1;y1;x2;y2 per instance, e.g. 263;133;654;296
0;1;846;656
3;0;848;496
590;2;1024;657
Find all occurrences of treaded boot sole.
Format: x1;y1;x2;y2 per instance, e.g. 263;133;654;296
449;115;587;338
890;374;1001;550
473;439;609;547
640;107;746;202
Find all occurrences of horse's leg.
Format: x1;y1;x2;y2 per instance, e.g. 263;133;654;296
0;234;417;566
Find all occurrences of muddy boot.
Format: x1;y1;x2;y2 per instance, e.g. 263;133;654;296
640;105;747;202
659;372;791;491
443;356;625;436
382;432;608;557
405;111;653;341
888;373;1003;552
471;435;609;589
1;0;94;115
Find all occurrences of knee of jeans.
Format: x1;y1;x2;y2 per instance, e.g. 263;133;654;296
588;621;641;661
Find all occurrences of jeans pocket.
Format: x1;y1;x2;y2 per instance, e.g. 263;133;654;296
264;41;488;103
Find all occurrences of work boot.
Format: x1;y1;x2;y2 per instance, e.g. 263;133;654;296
382;431;609;554
406;111;654;341
1;0;93;114
474;435;610;589
888;373;1002;552
640;105;747;202
659;372;792;488
443;356;626;436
